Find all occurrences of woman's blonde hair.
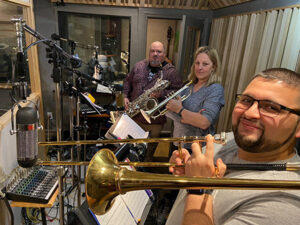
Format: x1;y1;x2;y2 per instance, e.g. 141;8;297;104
187;46;221;86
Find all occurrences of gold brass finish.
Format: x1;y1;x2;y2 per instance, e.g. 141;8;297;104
38;160;183;167
86;149;300;215
38;132;226;146
38;161;89;166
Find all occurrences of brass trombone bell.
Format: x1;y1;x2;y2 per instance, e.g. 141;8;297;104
86;148;300;216
38;132;227;146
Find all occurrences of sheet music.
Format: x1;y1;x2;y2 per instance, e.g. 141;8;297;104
96;194;138;225
122;190;150;220
105;113;149;139
81;93;104;111
95;190;150;225
96;84;113;94
93;159;151;225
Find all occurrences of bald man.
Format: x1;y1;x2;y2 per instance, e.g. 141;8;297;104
123;41;182;161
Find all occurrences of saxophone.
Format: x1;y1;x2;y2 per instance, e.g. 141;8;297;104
127;76;170;118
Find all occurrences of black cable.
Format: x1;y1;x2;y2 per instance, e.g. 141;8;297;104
227;163;286;171
24;39;50;53
21;207;31;225
46;202;59;222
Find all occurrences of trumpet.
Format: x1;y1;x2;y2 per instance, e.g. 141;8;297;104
141;80;193;124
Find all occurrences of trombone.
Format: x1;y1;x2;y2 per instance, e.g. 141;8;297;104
38;132;300;171
85;148;300;215
141;80;193;124
38;132;226;146
37;133;300;216
38;133;226;167
38;132;226;167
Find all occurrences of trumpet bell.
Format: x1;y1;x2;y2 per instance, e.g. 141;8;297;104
139;98;159;124
141;109;151;124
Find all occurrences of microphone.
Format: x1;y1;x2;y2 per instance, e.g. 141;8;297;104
51;33;68;42
51;33;82;68
51;33;78;45
11;17;28;100
10;101;43;168
12;18;25;78
12;18;24;53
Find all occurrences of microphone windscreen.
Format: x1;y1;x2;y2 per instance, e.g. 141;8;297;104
16;107;38;168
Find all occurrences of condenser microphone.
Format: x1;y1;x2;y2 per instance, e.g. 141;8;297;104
12;18;24;53
10;102;42;168
12;18;25;78
11;17;28;99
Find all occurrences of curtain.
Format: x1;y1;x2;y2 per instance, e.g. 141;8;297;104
282;8;300;70
210;7;300;132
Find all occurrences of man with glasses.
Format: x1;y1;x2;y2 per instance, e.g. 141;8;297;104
166;68;300;225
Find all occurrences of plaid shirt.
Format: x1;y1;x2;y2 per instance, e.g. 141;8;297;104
124;59;182;124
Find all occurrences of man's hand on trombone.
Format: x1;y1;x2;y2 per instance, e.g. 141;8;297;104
169;135;227;178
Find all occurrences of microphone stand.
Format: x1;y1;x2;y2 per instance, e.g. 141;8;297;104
66;41;77;198
46;40;66;225
70;42;83;207
11;18;106;218
65;76;103;207
11;17;80;225
71;71;105;206
75;77;82;207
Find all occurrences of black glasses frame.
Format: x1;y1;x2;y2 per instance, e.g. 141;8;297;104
235;94;300;117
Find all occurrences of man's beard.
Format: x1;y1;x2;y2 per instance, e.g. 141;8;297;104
232;118;296;153
150;59;161;66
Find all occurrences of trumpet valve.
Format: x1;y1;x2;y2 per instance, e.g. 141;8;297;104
167;91;175;98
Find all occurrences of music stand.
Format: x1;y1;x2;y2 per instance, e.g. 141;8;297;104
79;92;103;115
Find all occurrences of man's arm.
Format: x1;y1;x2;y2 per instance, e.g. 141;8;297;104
181;136;227;225
182;194;214;225
123;69;134;99
160;65;182;97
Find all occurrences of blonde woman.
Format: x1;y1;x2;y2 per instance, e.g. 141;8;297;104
166;46;225;151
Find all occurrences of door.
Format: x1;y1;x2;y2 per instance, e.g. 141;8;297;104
177;16;204;81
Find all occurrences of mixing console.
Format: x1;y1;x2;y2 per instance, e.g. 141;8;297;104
4;166;59;204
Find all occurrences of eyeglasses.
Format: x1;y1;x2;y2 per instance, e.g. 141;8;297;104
235;94;300;117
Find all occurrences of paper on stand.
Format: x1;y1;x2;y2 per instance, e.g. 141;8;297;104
94;164;150;225
106;113;149;139
96;84;113;94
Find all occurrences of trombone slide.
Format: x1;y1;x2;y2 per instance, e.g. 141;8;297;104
85;149;300;215
38;132;227;146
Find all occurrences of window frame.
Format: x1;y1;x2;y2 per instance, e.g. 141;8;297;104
0;0;43;131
